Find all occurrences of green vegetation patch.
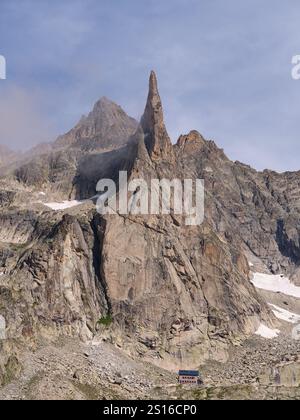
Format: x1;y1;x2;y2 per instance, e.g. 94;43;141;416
97;315;113;327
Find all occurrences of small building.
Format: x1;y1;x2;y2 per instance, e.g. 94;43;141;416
178;370;201;385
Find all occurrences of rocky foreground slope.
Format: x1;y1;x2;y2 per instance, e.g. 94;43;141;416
0;72;300;398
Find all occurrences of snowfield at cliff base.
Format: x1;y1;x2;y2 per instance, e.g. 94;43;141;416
255;324;280;339
251;272;300;298
269;304;300;324
251;272;300;338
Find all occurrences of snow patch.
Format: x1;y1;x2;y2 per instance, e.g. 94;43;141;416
0;315;6;340
43;200;83;211
255;323;280;339
269;304;300;324
251;272;300;299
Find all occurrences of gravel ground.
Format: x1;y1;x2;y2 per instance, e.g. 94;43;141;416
200;334;300;387
1;333;300;400
0;338;175;400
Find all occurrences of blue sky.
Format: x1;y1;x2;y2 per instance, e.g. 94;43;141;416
0;0;300;171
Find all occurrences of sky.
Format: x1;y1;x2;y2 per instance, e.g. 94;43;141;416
0;0;300;171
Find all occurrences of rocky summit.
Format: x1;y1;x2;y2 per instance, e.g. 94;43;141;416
1;72;300;400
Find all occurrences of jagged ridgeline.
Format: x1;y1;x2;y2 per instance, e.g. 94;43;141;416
1;71;300;385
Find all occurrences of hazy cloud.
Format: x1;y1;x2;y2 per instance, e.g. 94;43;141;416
0;86;55;150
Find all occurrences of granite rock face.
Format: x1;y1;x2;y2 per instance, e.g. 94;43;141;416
1;72;300;382
95;73;273;368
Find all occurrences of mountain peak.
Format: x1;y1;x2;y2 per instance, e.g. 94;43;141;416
140;71;174;162
93;96;117;110
54;96;138;150
149;70;159;97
